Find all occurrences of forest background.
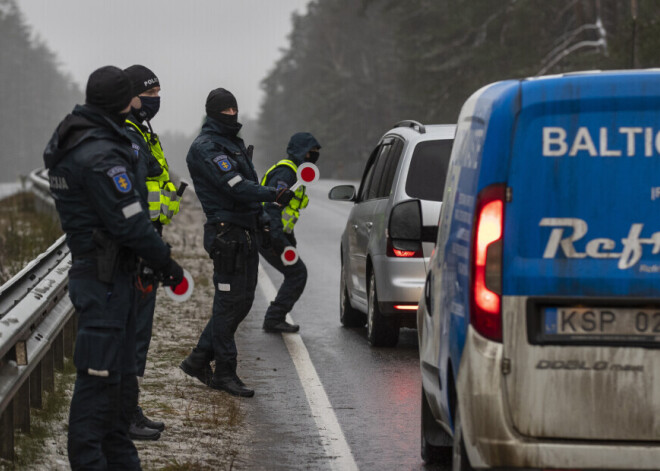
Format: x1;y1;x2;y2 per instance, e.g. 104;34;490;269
1;0;657;182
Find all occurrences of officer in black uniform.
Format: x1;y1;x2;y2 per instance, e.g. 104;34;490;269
43;66;183;470
259;132;321;333
123;64;175;441
180;88;293;397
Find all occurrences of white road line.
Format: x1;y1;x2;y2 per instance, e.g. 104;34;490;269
258;263;359;471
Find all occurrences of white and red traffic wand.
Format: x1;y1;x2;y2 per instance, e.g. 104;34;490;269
164;268;194;302
289;162;320;192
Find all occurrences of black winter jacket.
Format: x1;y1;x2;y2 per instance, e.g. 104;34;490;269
43;104;170;266
186;117;276;229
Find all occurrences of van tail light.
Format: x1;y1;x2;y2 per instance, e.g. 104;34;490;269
470;184;505;342
386;237;423;258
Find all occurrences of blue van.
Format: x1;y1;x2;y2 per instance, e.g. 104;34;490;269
416;71;660;470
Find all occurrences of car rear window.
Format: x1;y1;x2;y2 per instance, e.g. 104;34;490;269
405;139;453;201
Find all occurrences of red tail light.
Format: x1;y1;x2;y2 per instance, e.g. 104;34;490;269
386;238;423;258
470;184;505;342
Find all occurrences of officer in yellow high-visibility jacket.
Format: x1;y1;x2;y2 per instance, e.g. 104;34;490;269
259;132;321;333
123;65;181;441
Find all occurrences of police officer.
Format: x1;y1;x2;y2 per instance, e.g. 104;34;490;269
123;65;181;440
259;133;321;333
180;88;293;397
43;65;183;470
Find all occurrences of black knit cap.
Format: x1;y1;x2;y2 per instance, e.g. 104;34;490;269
124;64;159;96
206;88;237;119
85;66;133;113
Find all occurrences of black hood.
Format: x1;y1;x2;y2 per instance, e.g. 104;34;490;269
286;132;321;166
43;104;129;169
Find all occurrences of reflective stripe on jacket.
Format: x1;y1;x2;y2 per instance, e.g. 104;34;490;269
126;119;180;224
261;159;308;233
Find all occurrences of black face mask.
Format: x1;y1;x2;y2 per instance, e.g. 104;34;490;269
140;96;160;121
307;150;320;164
136;95;160;121
212;113;242;135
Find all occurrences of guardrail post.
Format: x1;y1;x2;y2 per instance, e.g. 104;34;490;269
42;350;55;394
29;368;42;409
0;404;14;461
13;382;30;434
53;331;64;371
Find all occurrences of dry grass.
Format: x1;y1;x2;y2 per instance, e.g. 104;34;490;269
0;192;62;284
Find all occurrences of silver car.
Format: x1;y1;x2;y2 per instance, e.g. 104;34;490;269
329;121;455;346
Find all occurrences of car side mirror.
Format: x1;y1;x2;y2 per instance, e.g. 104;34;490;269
328;185;356;202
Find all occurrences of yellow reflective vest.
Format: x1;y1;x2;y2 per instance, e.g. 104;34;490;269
126;119;180;224
261;159;308;233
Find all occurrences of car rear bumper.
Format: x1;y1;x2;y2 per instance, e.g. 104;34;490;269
457;326;660;469
371;254;426;314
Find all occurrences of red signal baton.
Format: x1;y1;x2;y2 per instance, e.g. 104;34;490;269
290;162;319;192
165;268;194;302
281;246;299;266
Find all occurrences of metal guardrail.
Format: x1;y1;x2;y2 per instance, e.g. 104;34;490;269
0;170;76;462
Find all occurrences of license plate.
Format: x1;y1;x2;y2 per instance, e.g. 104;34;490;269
542;307;660;343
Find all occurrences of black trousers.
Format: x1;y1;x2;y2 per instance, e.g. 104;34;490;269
67;260;140;470
196;223;259;377
258;239;307;322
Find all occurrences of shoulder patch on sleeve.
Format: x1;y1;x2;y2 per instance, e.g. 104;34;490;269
107;166;132;193
276;180;289;190
107;166;127;177
212;154;232;172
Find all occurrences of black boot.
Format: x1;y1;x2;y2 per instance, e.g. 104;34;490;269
263;319;300;333
210;375;255;397
129;408;161;441
135;406;165;432
179;348;213;386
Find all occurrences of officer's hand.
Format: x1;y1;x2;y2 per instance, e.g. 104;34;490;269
275;188;294;206
161;258;184;287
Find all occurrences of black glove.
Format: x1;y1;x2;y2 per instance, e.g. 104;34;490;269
275;188;294;206
160;258;184;287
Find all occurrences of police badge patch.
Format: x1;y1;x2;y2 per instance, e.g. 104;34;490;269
107;166;132;193
276;180;289;190
132;143;140;158
213;155;232;172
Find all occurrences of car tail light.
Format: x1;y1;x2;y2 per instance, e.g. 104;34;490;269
394;304;418;310
386;238;423;258
470;184;505;342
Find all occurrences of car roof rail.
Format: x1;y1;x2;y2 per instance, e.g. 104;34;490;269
393;120;426;134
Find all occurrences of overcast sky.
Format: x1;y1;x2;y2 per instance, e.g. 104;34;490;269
18;0;310;135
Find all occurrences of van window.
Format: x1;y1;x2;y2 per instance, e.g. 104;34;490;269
405;139;453;202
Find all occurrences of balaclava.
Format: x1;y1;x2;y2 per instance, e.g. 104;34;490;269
205;88;241;133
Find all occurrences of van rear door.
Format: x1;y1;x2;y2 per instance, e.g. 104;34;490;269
501;72;660;441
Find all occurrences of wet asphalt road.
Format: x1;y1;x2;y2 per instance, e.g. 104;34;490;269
232;180;450;471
